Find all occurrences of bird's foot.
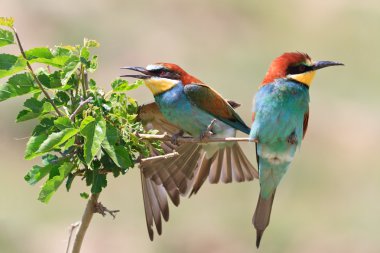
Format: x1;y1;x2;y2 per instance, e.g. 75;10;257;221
200;119;216;142
171;130;184;145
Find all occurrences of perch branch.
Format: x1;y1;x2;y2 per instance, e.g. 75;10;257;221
138;133;257;144
140;151;179;163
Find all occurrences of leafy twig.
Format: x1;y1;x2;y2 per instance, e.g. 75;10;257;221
138;133;258;143
12;27;63;117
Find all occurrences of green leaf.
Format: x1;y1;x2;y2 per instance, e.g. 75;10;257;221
25;134;48;160
101;124;131;169
80;116;106;164
61;56;80;85
84;38;100;48
25;47;70;67
16;109;40;122
103;144;132;170
104;123;119;145
80;47;90;60
25;47;53;61
65;173;75;191
0;28;14;47
24;159;64;185
0;54;27;79
16;97;55;122
38;162;74;203
91;170;107;194
0;17;14;28
24;97;43;112
111;79;143;92
36;69;62;89
36;128;79;154
0;73;38;102
87;56;98;73
80;192;89;199
25;128;79;159
54;117;73;130
32;118;55;135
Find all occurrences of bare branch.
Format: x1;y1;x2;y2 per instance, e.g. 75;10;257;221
71;193;99;253
66;222;80;253
12;27;63;117
140;151;179;163
138;133;257;144
69;97;93;121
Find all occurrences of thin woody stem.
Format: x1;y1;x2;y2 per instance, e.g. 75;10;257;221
12;27;63;117
71;193;99;253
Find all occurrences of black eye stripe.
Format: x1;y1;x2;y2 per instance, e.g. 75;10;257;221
287;64;313;75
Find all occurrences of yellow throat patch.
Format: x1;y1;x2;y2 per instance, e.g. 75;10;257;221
144;78;178;95
288;70;316;87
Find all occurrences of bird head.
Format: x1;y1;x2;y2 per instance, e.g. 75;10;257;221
121;63;202;95
261;52;343;87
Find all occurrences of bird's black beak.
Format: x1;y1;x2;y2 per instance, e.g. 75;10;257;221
312;61;344;70
120;66;152;79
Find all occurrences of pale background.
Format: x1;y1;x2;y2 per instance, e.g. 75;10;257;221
1;0;380;252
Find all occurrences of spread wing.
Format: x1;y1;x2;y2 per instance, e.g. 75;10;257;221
137;100;247;240
183;84;250;134
138;102;201;240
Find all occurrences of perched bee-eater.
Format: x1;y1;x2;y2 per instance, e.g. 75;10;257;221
250;52;343;247
122;63;258;233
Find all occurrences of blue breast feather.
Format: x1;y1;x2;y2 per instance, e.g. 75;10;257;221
250;79;310;145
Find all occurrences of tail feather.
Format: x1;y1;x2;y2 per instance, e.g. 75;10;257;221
230;145;245;182
253;190;276;248
222;147;232;183
141;173;169;240
189;153;214;196
209;149;224;183
139;142;202;240
235;144;259;180
190;143;258;195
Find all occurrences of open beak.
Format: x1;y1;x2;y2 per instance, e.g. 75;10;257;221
312;61;344;70
120;66;152;79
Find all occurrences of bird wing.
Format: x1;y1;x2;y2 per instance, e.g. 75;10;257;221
138;102;202;240
137;102;181;134
183;83;251;134
137;100;248;239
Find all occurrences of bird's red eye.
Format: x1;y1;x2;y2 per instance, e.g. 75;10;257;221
298;65;306;72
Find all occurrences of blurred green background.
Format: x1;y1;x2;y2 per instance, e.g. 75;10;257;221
1;0;380;252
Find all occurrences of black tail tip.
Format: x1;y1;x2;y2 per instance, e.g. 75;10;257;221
256;230;264;248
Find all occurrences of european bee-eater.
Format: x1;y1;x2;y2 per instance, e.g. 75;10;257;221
250;52;343;247
138;99;245;240
122;63;258;237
